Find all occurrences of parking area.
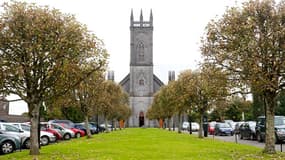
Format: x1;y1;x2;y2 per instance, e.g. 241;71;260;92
208;133;284;152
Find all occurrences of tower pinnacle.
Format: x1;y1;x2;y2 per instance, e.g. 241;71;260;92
150;9;153;26
130;9;134;26
140;9;143;22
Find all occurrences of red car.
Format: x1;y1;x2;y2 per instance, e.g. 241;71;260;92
208;122;216;135
40;122;63;140
59;123;85;138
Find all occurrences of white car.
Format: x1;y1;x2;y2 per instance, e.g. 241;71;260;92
191;122;200;131
182;122;200;131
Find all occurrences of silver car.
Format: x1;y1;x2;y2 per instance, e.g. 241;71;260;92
10;123;56;146
0;123;30;149
48;123;75;140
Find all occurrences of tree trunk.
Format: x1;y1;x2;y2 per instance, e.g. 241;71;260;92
113;119;116;131
84;115;92;138
167;118;171;131
198;114;204;138
105;118;109;133
29;103;40;155
263;92;276;154
178;113;182;133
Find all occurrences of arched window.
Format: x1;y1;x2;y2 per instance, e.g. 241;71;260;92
137;42;144;61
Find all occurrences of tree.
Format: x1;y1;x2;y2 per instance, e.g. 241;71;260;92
187;66;228;138
276;90;285;115
174;70;196;133
0;2;108;155
147;86;175;129
97;80;130;132
201;0;285;153
224;96;252;121
74;71;105;138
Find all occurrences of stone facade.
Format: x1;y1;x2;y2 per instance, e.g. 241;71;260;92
120;10;164;127
0;96;29;122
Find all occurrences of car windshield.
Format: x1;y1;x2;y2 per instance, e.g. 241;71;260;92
275;117;285;126
218;123;230;128
248;122;256;127
60;123;72;129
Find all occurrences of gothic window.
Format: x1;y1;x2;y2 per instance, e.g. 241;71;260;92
139;79;144;86
137;42;144;61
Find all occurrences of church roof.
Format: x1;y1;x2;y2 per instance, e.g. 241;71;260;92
119;73;164;95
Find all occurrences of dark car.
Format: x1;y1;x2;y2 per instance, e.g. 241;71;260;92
214;123;233;136
74;123;98;135
89;122;105;133
256;116;285;143
239;121;256;140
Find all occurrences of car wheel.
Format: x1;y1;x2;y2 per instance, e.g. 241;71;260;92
75;132;81;138
275;134;279;144
1;141;14;154
250;134;254;140
41;136;49;146
64;133;71;140
257;132;262;142
240;134;243;139
24;139;31;149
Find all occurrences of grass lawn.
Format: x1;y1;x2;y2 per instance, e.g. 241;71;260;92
2;128;285;160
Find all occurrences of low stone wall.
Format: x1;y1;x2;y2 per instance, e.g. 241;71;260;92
0;115;29;122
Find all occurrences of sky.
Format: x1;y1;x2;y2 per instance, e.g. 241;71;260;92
2;0;247;115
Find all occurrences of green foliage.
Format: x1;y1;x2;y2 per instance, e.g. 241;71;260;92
276;90;285;116
97;80;131;122
2;128;285;160
251;87;265;120
61;106;84;123
224;96;252;121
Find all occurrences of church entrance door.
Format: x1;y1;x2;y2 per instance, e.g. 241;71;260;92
139;111;144;127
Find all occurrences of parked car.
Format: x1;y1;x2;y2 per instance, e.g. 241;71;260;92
59;123;85;138
224;120;236;130
48;123;75;140
90;122;105;133
0;131;21;154
100;123;112;129
40;122;63;140
214;123;233;136
234;121;244;134
239;121;256;140
256;116;285;143
74;123;98;135
10;123;56;145
48;120;75;127
182;122;200;131
208;122;216;135
0;123;30;149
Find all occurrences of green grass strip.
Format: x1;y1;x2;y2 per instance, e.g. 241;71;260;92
2;128;285;160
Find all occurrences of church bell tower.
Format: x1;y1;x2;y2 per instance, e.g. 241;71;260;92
130;9;154;97
119;10;164;127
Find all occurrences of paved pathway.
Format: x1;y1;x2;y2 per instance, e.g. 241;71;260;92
183;130;285;152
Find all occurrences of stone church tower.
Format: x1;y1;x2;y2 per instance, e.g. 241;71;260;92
120;10;164;127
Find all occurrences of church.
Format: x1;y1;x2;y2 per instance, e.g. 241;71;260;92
119;10;164;127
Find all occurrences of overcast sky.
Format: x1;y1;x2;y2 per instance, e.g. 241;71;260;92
3;0;247;115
